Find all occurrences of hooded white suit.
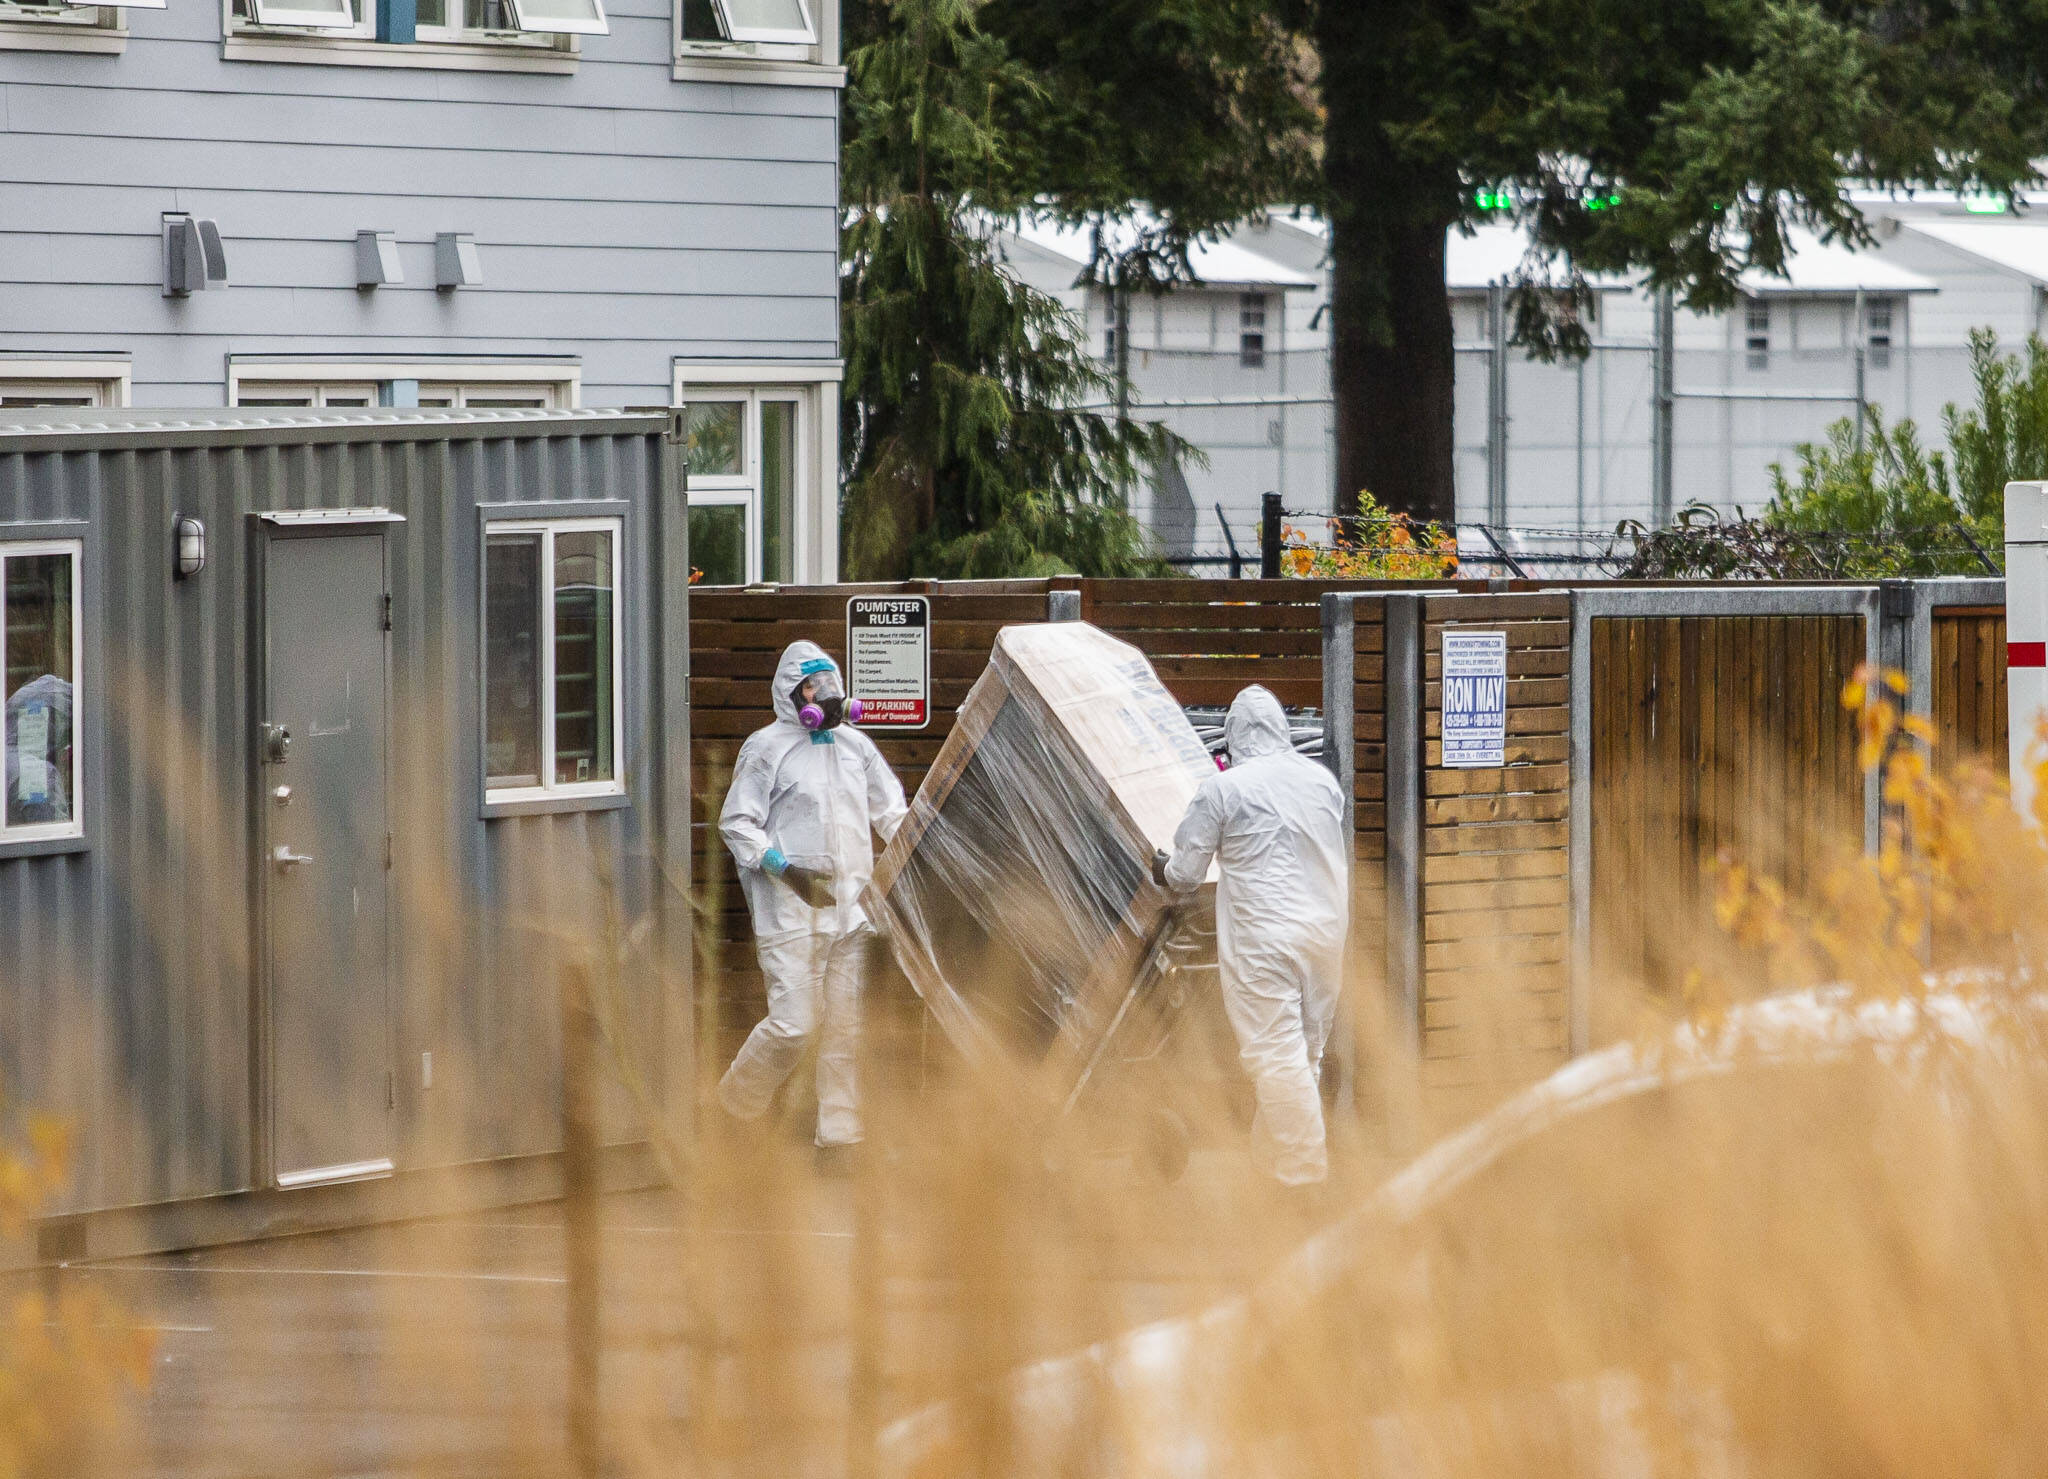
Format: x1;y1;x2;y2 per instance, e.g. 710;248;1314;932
718;640;908;1145
1163;685;1348;1184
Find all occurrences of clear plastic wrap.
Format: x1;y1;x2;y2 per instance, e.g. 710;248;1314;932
862;623;1220;1091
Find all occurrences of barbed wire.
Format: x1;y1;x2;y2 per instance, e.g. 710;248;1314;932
1172;513;2003;581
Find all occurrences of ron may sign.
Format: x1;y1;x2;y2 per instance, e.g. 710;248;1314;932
846;595;931;730
1441;629;1507;768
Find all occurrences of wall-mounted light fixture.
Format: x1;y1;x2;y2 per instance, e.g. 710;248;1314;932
356;230;403;289
434;233;482;290
173;514;206;580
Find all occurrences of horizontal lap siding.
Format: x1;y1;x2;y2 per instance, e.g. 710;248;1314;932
0;0;841;402
1590;614;1864;1003
1416;595;1573;1112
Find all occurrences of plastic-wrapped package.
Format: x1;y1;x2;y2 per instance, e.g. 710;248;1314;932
863;623;1220;1088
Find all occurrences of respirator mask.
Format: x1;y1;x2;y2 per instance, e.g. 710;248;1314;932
794;662;863;731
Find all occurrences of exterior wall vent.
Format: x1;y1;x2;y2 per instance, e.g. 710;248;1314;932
435;233;482;290
162;214;229;297
356;231;403;289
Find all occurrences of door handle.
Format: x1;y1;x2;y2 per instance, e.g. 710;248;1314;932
272;845;315;869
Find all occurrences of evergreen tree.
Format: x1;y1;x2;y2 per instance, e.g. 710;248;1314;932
839;0;1181;579
1763;327;2048;573
1311;0;2048;524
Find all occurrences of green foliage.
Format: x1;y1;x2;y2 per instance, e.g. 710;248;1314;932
1354;1;2048;341
1763;327;2048;574
839;0;1180;579
981;0;1319;287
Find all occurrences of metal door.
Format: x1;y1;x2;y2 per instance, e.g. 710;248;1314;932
261;530;393;1187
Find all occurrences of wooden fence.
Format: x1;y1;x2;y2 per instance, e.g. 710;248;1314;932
689;581;1056;1072
689;575;2009;1130
1581;601;1871;1003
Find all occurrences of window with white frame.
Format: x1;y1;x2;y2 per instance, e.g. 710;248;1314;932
1865;296;1894;370
680;0;813;45
2;541;81;843
0;0;152;42
0;364;128;409
227;0;598;43
683;391;803;586
233;374;571;410
235;383;381;408
483;518;622;799
1238;292;1268;369
1745;299;1771;370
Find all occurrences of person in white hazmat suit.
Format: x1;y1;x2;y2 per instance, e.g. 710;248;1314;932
1154;685;1348;1185
719;640;908;1154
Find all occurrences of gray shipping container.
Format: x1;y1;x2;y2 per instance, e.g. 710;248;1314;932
0;407;690;1262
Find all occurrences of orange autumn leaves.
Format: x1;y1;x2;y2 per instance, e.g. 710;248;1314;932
1278;490;1460;580
1709;664;2048;1010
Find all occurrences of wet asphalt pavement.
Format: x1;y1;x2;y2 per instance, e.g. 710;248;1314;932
17;1145;1330;1479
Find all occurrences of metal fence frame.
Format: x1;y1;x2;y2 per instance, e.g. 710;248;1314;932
1565;585;1884;1052
1879;576;2006;721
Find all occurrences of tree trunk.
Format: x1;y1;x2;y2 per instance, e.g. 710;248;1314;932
1318;1;1462;526
1328;213;1460;526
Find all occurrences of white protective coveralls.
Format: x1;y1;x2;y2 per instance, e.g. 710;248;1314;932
1163;685;1348;1184
719;641;909;1145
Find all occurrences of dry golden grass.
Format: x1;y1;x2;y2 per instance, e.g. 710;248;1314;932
6;666;2047;1477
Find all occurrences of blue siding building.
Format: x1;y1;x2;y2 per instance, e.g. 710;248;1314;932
0;0;845;579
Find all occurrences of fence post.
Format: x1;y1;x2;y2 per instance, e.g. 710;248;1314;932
1486;282;1508;525
1260;492;1282;579
1858;586;1885;856
1651;287;1675;527
1048;586;1081;622
1382;593;1424;1143
562;960;603;1479
1322;593;1359;1116
1566;590;1593;1057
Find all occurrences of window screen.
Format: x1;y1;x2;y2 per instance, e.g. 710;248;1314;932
551;530;614;786
484;534;543;788
3;547;78;837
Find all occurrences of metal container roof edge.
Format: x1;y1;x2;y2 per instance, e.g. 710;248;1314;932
0;406;671;454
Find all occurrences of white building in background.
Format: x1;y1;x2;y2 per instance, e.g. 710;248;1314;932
998;193;2048;564
995;217;1324;563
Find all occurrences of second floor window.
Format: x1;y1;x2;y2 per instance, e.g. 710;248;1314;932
681;0;813;43
1239;293;1267;369
1745;300;1771;370
1865;297;1894;370
231;0;603;40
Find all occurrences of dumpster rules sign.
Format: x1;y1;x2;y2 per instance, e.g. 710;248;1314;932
846;595;931;730
1440;630;1507;768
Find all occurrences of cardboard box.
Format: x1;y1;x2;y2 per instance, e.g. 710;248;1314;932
864;622;1218;1084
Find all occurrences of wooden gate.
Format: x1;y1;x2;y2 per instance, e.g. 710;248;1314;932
1571;588;1878;1020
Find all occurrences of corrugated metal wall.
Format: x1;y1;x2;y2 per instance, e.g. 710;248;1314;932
0;414;687;1217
